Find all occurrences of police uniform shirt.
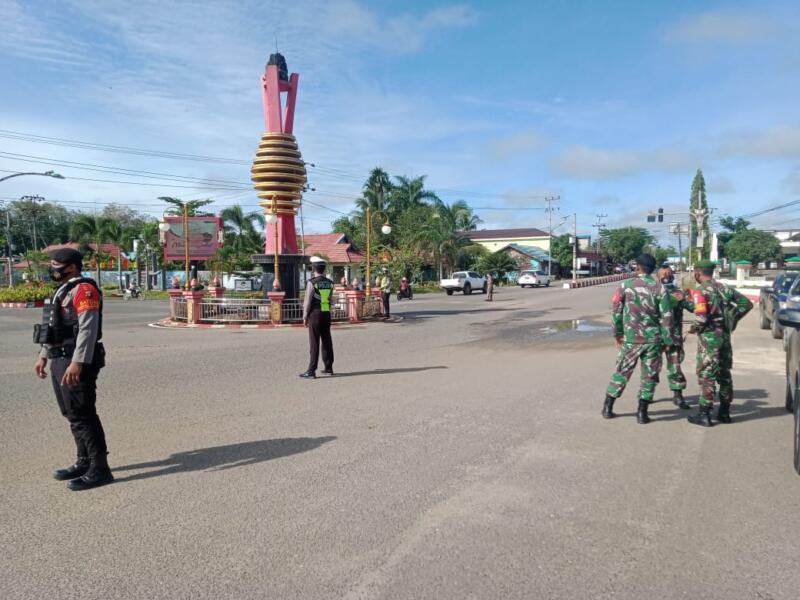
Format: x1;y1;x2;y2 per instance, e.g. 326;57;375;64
39;278;102;364
302;276;334;320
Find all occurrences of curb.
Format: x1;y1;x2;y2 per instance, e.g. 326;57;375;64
562;274;635;290
0;300;45;308
149;316;404;329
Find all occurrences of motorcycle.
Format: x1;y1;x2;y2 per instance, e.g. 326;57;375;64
123;286;143;300
396;278;413;301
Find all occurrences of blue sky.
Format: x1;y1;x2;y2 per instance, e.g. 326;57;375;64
1;0;799;244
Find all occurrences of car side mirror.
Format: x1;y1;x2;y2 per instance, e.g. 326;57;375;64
778;308;800;329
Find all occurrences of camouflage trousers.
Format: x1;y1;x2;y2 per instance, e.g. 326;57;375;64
696;333;733;407
664;344;687;392
606;343;662;402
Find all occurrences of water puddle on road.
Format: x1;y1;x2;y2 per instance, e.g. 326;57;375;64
474;318;612;350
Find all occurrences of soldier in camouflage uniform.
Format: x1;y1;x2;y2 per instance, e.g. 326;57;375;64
658;263;690;409
603;254;673;424
685;259;754;426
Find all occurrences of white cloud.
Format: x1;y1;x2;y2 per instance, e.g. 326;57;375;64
717;125;800;159
322;1;478;54
549;143;701;181
707;175;736;194
484;131;545;161
664;10;774;44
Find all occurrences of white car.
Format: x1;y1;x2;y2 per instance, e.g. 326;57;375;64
518;270;550;288
440;271;487;295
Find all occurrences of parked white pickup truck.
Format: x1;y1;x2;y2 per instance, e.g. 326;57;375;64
440;271;487;295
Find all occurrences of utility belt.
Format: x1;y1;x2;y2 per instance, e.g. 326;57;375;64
47;344;76;359
33;321;77;345
47;342;106;368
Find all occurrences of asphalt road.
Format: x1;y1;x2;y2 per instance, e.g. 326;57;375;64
1;284;798;599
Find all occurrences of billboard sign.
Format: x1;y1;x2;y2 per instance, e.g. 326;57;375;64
161;216;223;262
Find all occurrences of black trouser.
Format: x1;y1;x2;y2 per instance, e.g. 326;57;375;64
307;310;333;372
50;357;108;462
382;291;391;317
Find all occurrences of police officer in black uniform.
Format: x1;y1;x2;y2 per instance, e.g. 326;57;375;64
33;248;113;491
299;256;335;379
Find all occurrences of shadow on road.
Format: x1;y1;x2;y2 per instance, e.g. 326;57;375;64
401;307;514;320
615;390;779;423
333;366;448;378
113;436;336;483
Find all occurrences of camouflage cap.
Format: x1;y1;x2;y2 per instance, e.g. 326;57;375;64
694;259;717;269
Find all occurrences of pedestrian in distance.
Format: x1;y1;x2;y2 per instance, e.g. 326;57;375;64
658;262;690;409
33;248;113;491
299;256;335;379
685;259;754;426
602;253;673;424
379;266;392;319
485;272;494;301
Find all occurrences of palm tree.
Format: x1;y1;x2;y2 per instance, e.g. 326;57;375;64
389;175;439;213
70;215;113;283
103;221;131;290
220;204;265;255
474;250;517;281
355;167;392;214
159;196;214;216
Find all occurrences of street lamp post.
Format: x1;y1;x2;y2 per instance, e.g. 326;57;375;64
0;171;64;287
158;203;192;291
265;196;280;290
364;206;391;296
0;170;64;184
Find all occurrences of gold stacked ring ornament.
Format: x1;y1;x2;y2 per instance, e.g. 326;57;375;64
251;132;307;217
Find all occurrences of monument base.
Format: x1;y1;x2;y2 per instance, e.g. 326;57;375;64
252;254;306;299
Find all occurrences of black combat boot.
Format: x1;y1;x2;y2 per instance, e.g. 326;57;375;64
602;395;616;419
672;390;690;409
637;400;651;424
321;367;334;376
53;456;90;481
687;404;713;427
67;455;114;491
298;371;316;379
716;402;732;424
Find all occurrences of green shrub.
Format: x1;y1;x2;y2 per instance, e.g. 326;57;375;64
102;283;119;291
0;284;56;303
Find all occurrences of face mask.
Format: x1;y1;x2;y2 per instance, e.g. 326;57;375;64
48;265;69;281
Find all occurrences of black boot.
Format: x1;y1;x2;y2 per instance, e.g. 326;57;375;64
602;395;616;419
637;400;651;424
673;390;690;409
67;456;114;491
298;371;316;379
53;457;90;481
716;402;732;424
321;367;334;376
687;404;713;427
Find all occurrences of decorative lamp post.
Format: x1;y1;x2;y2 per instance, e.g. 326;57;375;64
364;206;391;295
158;205;191;291
265;195;280;290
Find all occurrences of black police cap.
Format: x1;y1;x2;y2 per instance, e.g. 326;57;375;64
635;253;656;271
47;247;83;267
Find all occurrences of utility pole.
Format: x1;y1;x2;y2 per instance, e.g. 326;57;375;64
544;196;560;276
2;201;12;287
593;214;607;273
20;195;45;251
572;213;578;283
